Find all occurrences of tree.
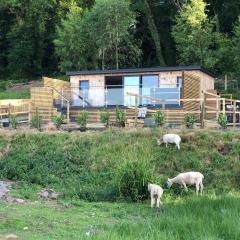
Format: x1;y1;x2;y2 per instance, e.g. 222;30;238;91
87;0;140;69
232;18;240;78
55;0;141;71
172;0;216;68
54;4;95;71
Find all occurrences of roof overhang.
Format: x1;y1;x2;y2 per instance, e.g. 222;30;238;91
66;66;215;78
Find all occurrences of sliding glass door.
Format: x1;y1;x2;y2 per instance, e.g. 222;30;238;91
141;75;159;105
124;76;140;106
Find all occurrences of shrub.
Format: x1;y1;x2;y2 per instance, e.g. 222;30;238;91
116;160;155;201
52;114;65;129
77;111;88;128
185;113;196;129
10;113;19;129
218;113;228;129
116;107;126;127
31;112;43;130
100;111;110;127
154;110;164;127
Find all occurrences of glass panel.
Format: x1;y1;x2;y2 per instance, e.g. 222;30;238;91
176;76;183;88
79;80;89;106
142;75;159;106
124;76;140;106
153;87;180;106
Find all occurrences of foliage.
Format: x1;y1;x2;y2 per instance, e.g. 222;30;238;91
172;0;217;68
218;113;228;129
154;110;164;127
52;114;65;129
76;111;88;128
117;159;154;201
30;112;43;130
115;107;126;127
100;111;110;127
185;113;196;129
55;0;142;71
0;130;240;203
9;112;19;129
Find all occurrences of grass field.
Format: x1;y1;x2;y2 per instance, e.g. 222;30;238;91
0;194;240;240
0;129;240;239
0;90;30;99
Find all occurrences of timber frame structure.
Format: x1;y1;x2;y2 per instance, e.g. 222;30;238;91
1;66;240;128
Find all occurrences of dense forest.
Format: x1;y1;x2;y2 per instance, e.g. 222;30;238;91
0;0;240;81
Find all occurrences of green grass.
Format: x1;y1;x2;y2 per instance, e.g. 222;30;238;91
0;194;240;239
0;90;30;99
0;129;240;201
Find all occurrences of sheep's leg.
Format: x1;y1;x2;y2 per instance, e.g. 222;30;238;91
182;183;188;192
159;200;164;208
196;183;199;195
176;143;180;150
200;182;204;195
165;143;168;148
156;197;160;208
151;196;154;208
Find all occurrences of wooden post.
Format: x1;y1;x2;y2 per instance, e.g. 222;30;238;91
61;88;64;109
8;104;11;125
67;102;70;124
134;95;138;127
222;98;226;115
36;107;40;130
28;103;31;123
233;100;236;128
216;97;219;120
200;97;205;129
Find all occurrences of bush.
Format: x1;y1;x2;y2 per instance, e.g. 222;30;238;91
31;112;43;130
52;114;65;129
185;113;196;129
77;111;88;129
116;160;155;201
100;111;110;127
218;113;228;129
154;110;164;127
116;107;125;127
10;113;19;129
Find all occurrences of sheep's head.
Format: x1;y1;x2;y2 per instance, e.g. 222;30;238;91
156;138;163;146
166;179;173;188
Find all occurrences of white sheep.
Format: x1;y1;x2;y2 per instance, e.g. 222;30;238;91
157;133;181;150
167;172;204;195
148;183;164;208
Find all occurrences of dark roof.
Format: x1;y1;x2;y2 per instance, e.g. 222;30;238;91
66;66;215;77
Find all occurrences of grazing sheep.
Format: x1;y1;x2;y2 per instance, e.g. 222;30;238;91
167;172;204;195
157;133;181;150
148;183;164;208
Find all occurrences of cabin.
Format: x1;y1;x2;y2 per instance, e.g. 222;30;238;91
66;66;215;109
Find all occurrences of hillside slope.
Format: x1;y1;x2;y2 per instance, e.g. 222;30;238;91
0;129;239;201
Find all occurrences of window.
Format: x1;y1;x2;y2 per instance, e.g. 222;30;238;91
176;76;183;88
79;80;89;90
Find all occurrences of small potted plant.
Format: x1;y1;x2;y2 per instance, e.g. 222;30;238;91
52;114;65;129
10;113;19;129
77;111;88;131
218;113;228;130
100;111;110;128
154;110;164;127
185;113;196;129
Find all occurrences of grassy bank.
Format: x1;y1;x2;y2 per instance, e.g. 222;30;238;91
0;90;30;99
0;129;240;201
0;194;240;240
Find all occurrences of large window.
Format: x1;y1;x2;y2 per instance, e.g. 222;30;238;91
124;76;140;106
141;75;159;105
79;80;89;101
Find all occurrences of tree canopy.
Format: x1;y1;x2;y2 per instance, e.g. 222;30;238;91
0;0;240;80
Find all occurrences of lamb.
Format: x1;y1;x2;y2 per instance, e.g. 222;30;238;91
157;133;181;150
148;183;164;208
167;172;204;195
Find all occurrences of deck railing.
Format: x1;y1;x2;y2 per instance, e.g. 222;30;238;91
61;84;182;108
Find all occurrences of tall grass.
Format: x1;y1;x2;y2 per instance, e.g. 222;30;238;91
0;129;240;201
